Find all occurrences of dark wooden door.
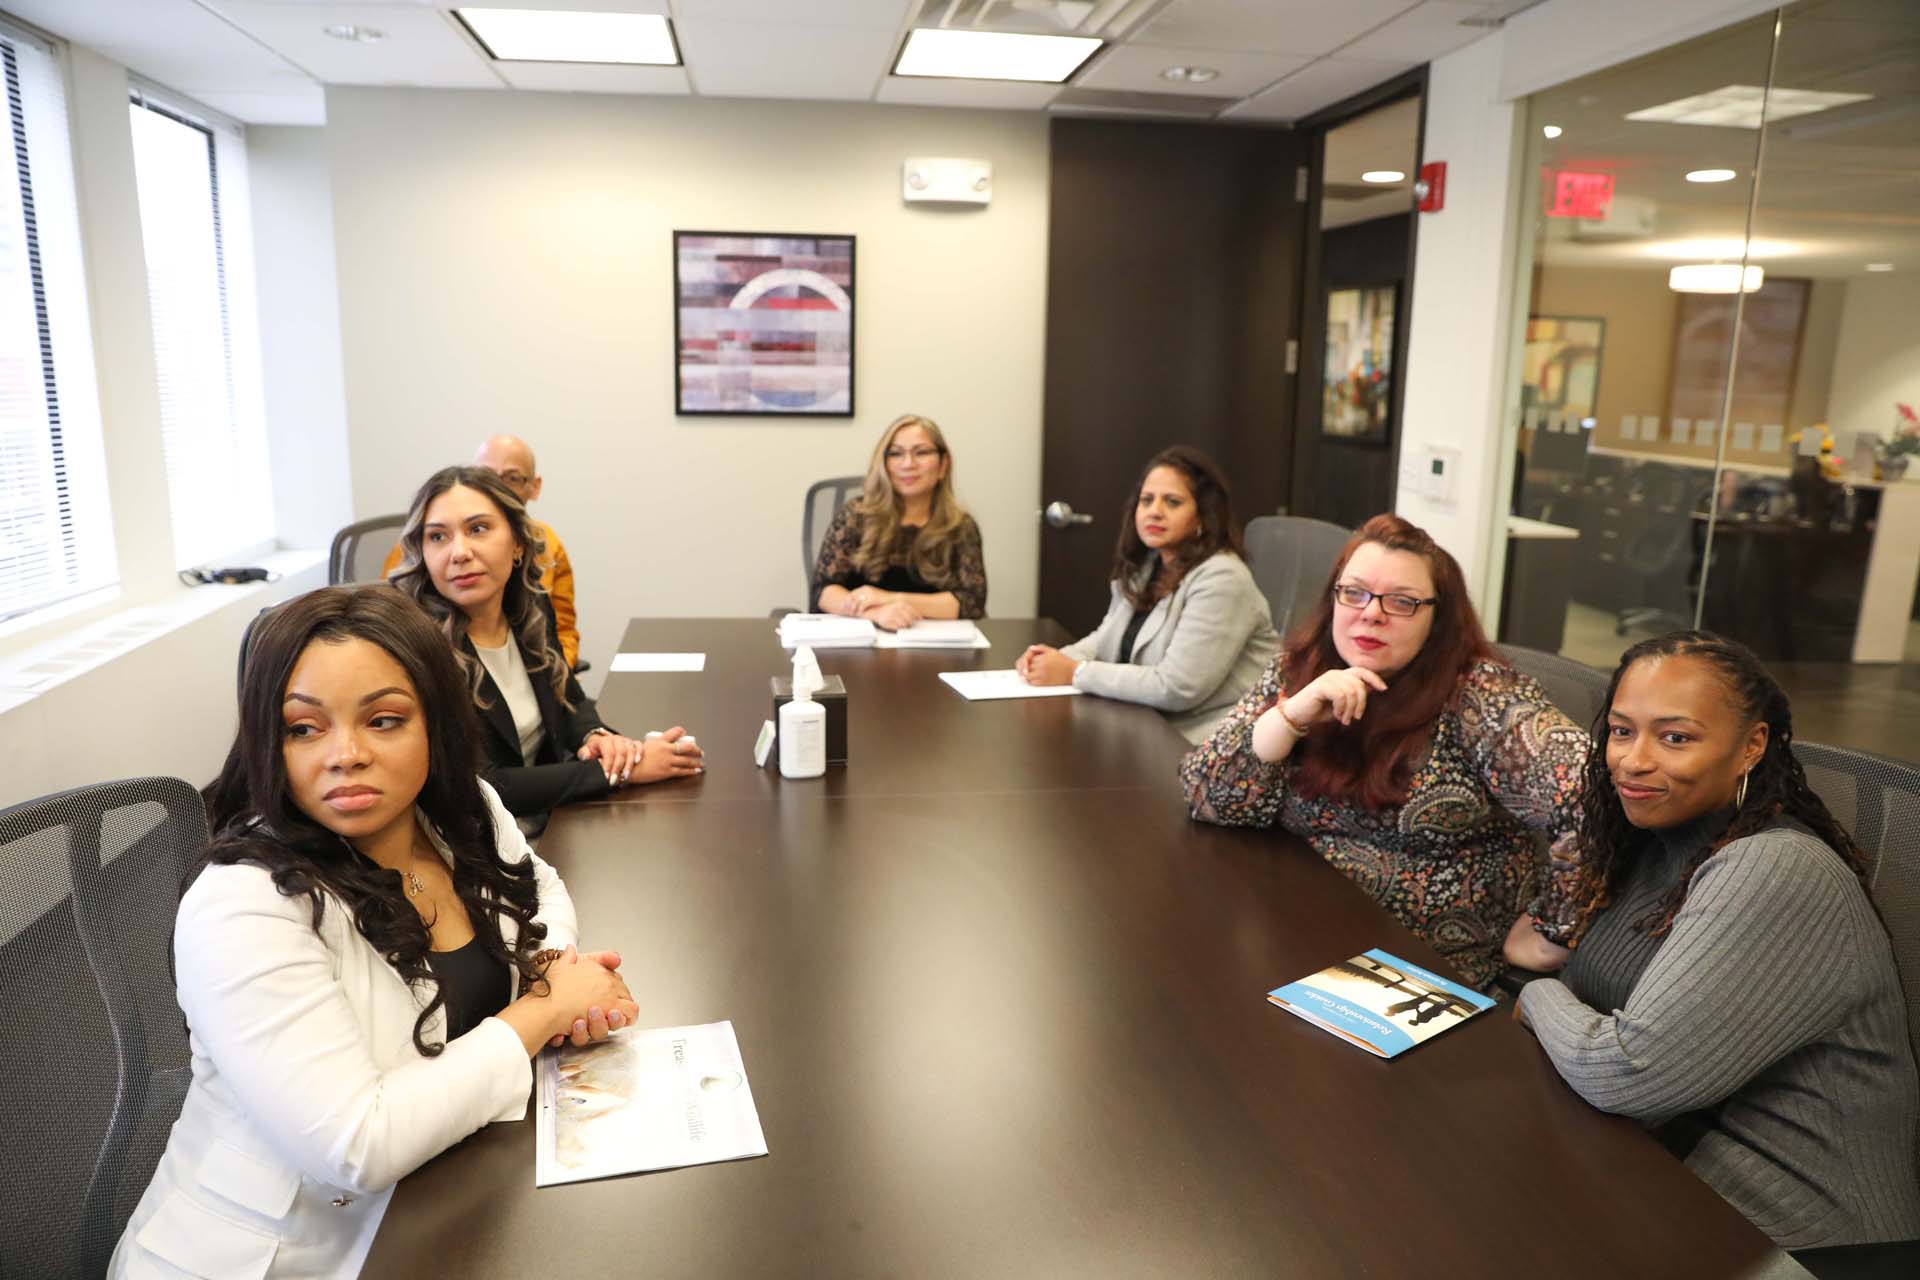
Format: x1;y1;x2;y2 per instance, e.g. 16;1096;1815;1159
1038;118;1307;635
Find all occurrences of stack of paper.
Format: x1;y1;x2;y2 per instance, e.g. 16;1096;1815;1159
874;620;990;650
536;1020;768;1186
777;614;877;649
937;669;1082;701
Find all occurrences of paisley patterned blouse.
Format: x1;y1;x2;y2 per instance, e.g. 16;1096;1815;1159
1179;655;1589;990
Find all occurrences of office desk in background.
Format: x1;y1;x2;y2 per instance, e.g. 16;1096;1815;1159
365;619;1782;1279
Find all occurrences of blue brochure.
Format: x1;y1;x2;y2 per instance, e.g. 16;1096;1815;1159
1267;948;1496;1058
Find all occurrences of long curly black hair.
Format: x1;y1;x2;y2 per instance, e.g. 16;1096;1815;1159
1563;630;1868;941
200;585;548;1056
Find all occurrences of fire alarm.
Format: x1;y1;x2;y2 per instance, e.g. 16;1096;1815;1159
1416;161;1446;213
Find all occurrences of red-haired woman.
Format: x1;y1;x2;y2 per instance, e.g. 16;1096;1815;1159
1179;514;1589;990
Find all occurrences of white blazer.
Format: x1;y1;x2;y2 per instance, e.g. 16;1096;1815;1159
110;781;577;1279
1062;550;1281;743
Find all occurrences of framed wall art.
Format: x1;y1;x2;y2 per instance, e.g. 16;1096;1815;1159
674;231;855;417
1321;284;1397;444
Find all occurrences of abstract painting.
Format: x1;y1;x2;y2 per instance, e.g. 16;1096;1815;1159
1522;315;1605;430
674;231;855;416
1321;285;1396;443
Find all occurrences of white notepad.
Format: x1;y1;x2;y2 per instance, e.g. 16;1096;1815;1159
875;621;990;649
938;669;1082;701
611;652;706;672
777;614;877;648
536;1020;767;1187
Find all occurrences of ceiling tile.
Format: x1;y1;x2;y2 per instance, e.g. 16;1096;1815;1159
1078;43;1306;99
1133;0;1419;57
192;89;328;126
1338;1;1493;62
873;76;1061;110
1221;56;1413;122
215;3;502;88
493;62;691;94
6;0;307;97
677;20;899;100
675;0;910;27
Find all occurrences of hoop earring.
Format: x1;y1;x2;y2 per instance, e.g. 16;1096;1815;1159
1736;769;1749;809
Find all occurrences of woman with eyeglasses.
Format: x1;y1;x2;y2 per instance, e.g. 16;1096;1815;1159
812;414;986;631
1180;514;1589;991
1015;446;1280;742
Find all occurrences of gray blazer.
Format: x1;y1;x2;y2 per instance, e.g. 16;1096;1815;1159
1062;551;1280;742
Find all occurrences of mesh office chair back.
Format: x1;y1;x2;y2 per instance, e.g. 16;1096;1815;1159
329;513;407;586
1242;516;1351;636
0;777;207;1279
800;476;865;605
1496;644;1612;730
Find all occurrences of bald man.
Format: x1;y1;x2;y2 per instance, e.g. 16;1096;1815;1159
384;435;580;667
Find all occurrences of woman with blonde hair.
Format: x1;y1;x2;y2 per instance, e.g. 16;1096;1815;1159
812;414;987;630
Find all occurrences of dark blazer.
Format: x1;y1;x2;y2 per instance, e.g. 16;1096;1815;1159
462;599;613;819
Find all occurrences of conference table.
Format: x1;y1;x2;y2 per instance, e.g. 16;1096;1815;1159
365;618;1791;1278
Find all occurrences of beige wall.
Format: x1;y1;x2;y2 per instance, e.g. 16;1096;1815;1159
1828;273;1920;445
1532;263;1677;449
323;88;1049;675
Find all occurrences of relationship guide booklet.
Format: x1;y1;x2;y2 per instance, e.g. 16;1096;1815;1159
536;1020;768;1186
1267;949;1495;1058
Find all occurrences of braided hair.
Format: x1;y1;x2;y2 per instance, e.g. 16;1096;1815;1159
1563;630;1867;941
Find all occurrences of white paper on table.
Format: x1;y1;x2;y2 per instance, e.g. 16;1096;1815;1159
1619;414;1639;441
1695;420;1721;447
776;614;877;649
611;652;706;673
1731;422;1755;451
875;621;990;649
938;669;1082;701
1760;423;1784;453
536;1020;767;1187
1671;417;1692;443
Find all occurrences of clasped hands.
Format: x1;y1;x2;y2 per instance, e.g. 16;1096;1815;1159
577;726;704;785
837;586;921;632
530;946;640;1049
1015;644;1080;686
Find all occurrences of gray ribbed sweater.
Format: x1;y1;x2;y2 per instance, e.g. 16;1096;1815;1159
1518;816;1920;1248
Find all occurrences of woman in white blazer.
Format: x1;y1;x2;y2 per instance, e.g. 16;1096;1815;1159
112;586;638;1279
1017;446;1280;742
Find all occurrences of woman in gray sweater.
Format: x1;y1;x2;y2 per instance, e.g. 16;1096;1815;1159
1511;631;1920;1250
1016;446;1278;742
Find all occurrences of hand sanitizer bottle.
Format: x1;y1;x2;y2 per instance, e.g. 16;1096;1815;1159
779;645;827;779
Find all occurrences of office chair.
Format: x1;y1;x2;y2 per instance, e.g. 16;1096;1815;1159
1614;467;1705;637
1242;516;1351;636
328;513;406;586
1789;740;1920;1279
1496;643;1610;729
776;476;863;617
0;777;207;1279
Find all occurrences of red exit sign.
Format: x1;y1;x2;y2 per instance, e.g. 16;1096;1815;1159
1543;169;1615;219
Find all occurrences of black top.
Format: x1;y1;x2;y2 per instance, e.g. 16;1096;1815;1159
427;936;509;1042
465;595;615;820
1117;608;1149;665
809;506;989;617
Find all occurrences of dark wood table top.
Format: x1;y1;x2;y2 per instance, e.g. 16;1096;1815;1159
368;619;1780;1278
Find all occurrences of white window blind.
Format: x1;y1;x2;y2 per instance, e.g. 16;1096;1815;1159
129;88;272;571
0;20;114;625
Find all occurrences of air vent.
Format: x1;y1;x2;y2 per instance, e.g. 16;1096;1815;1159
1050;87;1236;118
909;0;1158;39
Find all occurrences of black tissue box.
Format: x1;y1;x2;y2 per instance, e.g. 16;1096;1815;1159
770;674;848;766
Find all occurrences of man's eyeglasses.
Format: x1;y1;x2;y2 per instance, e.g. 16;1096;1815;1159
496;470;534;491
1333;584;1438;617
885;447;942;464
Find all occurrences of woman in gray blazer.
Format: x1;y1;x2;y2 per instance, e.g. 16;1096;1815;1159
1018;446;1279;742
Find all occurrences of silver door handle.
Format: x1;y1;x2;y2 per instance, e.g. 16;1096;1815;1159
1043;500;1094;529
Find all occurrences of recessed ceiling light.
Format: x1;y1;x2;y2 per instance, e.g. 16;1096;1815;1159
1360;170;1406;184
455;8;680;65
1636;236;1796;261
322;24;385;44
1541;124;1562;139
1669;263;1765;293
1685;168;1738;183
893;29;1101;83
1160;65;1219;84
1626;84;1871;129
1866;262;1895;272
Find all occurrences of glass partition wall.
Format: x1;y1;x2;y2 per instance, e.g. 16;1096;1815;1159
1501;0;1920;759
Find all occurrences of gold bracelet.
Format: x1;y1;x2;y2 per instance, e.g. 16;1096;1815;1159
1278;704;1312;738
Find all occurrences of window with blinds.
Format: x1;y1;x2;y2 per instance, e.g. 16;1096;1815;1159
129;89;272;571
0;21;113;626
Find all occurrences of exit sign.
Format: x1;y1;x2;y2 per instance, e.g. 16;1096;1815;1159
1543;169;1615;219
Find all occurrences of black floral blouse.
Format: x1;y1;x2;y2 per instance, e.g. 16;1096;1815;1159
1179;655;1589;990
810;506;988;618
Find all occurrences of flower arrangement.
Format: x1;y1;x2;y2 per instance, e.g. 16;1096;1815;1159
1886;403;1920;459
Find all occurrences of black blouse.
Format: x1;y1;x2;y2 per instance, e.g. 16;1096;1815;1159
427;937;509;1042
809;506;988;617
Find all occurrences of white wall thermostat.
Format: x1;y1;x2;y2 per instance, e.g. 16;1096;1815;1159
1418;445;1460;505
903;157;992;206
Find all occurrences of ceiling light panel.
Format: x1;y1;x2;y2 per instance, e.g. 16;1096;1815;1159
1625;84;1872;129
457;8;681;65
893;29;1101;83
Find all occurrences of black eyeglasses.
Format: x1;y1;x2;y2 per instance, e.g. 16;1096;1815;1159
1333;584;1438;617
